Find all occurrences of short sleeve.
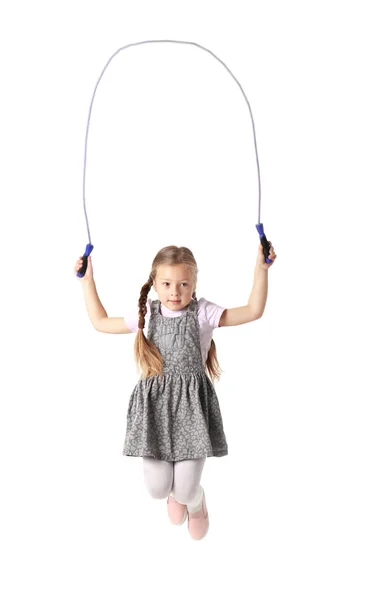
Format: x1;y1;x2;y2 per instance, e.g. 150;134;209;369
199;297;226;329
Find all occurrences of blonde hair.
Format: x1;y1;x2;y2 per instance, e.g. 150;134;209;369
134;245;223;385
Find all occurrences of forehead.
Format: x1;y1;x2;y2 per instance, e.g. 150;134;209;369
156;264;193;281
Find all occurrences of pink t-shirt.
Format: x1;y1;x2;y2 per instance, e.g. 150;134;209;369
124;297;226;364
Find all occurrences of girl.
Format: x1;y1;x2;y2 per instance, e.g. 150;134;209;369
74;242;277;541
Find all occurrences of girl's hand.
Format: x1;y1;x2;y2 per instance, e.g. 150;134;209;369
74;255;93;281
256;241;277;270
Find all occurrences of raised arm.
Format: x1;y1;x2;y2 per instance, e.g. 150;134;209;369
219;241;277;327
80;278;104;327
81;280;134;334
75;255;133;334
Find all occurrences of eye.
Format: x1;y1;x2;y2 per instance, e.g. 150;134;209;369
162;282;188;287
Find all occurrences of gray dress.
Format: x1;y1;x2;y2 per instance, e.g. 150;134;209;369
123;298;228;461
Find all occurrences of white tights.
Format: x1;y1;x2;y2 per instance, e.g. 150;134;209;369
142;457;206;511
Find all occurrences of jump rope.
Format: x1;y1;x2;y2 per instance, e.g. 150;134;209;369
76;40;272;279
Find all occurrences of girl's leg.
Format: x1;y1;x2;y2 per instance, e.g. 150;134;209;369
142;457;174;499
172;458;206;512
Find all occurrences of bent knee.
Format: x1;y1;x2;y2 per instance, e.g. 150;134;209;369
145;481;172;499
142;457;173;499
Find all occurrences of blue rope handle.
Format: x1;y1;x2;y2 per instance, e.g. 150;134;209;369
76;39;272;278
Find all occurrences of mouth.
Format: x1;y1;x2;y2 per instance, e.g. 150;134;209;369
169;300;181;304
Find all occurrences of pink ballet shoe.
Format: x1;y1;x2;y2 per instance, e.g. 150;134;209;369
187;490;209;541
167;495;188;526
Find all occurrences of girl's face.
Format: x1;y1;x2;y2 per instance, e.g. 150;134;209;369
153;264;195;310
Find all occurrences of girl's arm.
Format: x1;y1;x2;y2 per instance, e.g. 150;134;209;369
76;255;132;334
81;279;133;334
81;279;108;329
219;242;276;327
247;266;268;318
218;267;267;327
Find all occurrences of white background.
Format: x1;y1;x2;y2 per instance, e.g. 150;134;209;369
1;1;373;598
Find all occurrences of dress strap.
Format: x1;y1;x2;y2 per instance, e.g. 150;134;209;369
187;297;198;313
151;300;160;315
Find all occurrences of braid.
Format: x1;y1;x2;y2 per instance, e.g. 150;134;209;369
138;275;153;330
